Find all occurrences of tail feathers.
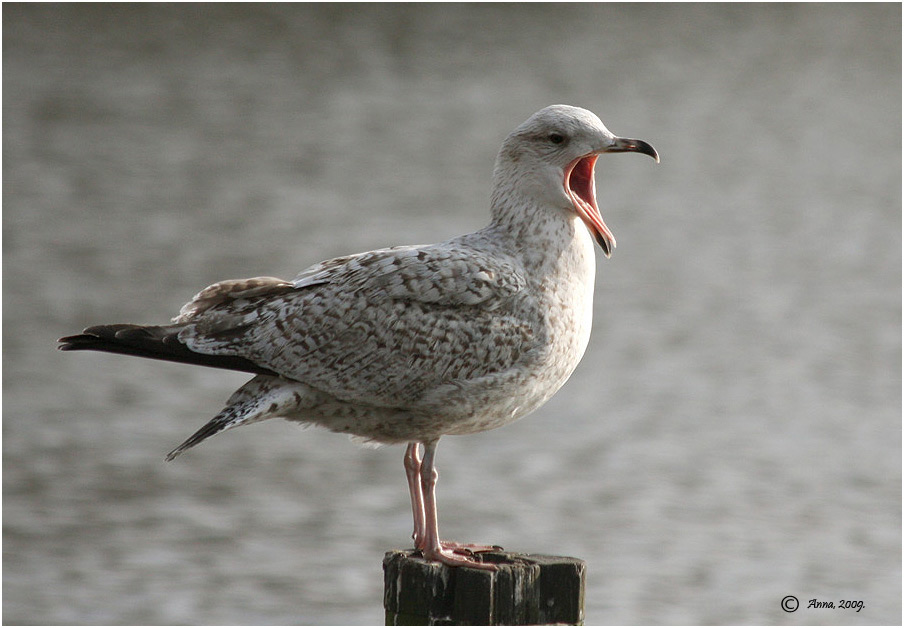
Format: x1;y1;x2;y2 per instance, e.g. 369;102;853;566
58;324;276;376
165;410;237;461
166;375;310;461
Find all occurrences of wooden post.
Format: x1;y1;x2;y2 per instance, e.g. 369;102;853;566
383;550;585;625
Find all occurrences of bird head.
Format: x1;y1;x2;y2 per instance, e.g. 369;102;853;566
494;105;659;258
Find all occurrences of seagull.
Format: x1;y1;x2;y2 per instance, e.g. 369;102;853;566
59;105;658;570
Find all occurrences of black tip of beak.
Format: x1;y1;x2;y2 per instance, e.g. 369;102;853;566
609;137;660;163
595;231;613;258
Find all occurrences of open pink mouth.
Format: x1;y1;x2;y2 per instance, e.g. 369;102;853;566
565;154;615;257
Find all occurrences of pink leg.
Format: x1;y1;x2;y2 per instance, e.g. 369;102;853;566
416;439;496;571
404;442;426;548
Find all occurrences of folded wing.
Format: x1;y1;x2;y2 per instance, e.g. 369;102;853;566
176;243;536;407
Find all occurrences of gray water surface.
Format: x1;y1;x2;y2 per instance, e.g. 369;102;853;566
3;4;900;625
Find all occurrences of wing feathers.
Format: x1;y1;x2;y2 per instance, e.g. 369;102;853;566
175;276;294;323
59;242;532;405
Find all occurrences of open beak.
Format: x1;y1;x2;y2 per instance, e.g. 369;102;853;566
564;137;659;258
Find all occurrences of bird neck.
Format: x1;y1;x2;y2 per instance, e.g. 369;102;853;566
486;183;597;280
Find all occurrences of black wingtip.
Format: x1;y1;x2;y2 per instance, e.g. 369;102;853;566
56;324;278;376
57;333;99;351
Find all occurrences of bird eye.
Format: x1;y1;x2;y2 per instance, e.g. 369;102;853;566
548;133;566;145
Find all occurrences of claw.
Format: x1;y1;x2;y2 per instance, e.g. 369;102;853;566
443;541;503;556
421;547;497;571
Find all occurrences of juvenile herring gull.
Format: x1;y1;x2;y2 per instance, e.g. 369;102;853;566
59;105;658;569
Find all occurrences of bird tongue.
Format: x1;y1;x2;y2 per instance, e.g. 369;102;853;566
565;155;615;258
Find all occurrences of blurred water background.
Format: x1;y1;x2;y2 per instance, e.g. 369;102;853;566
3;4;900;625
